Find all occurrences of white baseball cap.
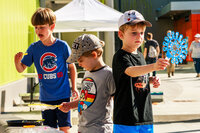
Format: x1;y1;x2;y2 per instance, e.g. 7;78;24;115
194;33;200;38
118;10;152;28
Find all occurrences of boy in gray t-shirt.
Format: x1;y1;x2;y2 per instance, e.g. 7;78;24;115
59;34;115;133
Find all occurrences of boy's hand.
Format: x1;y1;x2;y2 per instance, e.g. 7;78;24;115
72;89;79;101
154;58;169;71
14;52;27;73
59;102;71;113
15;52;23;64
150;76;160;88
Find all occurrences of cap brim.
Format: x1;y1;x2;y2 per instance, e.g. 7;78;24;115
66;53;81;63
195;35;200;38
66;56;75;63
128;20;152;27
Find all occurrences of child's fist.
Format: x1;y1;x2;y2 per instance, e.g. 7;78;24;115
15;52;23;63
59;102;71;113
154;58;169;71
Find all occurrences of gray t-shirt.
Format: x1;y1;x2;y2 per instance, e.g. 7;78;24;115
189;41;200;58
78;66;115;133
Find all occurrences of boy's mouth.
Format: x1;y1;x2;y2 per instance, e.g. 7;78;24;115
38;34;43;38
135;41;141;44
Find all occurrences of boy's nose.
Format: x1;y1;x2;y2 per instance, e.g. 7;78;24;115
136;33;143;39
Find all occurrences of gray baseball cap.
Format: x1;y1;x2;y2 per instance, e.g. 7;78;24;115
118;10;152;28
67;34;105;63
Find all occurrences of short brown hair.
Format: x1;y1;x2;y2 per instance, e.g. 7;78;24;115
82;47;104;57
31;8;56;26
119;22;146;32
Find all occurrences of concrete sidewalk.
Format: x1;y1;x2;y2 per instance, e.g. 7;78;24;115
1;62;200;132
153;62;200;122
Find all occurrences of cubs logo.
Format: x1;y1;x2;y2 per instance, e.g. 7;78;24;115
40;52;57;72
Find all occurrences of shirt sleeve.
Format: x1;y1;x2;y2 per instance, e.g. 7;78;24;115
118;54;133;73
21;44;34;67
154;40;159;47
107;71;116;96
63;41;72;62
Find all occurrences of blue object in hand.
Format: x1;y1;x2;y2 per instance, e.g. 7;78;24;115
163;31;188;64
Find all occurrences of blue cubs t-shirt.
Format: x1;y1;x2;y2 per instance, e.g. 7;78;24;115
21;39;71;101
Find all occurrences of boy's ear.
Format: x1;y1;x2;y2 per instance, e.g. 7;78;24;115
91;51;97;58
50;23;55;31
118;30;124;40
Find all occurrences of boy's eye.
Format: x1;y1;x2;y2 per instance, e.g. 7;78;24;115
140;32;144;35
132;32;137;36
132;32;144;36
35;27;45;30
78;59;83;63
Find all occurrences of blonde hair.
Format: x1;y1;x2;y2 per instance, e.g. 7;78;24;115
31;8;56;26
119;22;146;32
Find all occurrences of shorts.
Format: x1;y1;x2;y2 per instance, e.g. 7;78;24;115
113;124;153;133
41;98;71;128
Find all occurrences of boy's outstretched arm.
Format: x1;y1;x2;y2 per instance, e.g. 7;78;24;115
125;58;169;77
59;100;79;113
14;52;27;73
68;63;79;100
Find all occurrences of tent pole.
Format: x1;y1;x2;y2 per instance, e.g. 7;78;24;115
58;32;61;40
104;0;115;67
104;32;115;67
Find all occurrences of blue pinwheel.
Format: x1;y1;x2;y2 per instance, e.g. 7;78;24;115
163;31;188;64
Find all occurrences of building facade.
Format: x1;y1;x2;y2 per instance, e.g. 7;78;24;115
114;0;200;62
0;0;39;112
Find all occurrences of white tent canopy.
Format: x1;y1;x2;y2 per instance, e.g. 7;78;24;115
54;0;123;32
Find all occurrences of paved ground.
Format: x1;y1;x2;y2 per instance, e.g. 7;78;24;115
153;63;200;122
153;62;200;133
154;120;200;133
1;62;200;133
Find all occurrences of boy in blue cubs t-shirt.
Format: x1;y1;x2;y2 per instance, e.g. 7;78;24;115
14;8;78;133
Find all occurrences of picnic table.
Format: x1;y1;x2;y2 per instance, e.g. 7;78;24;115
22;73;39;111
